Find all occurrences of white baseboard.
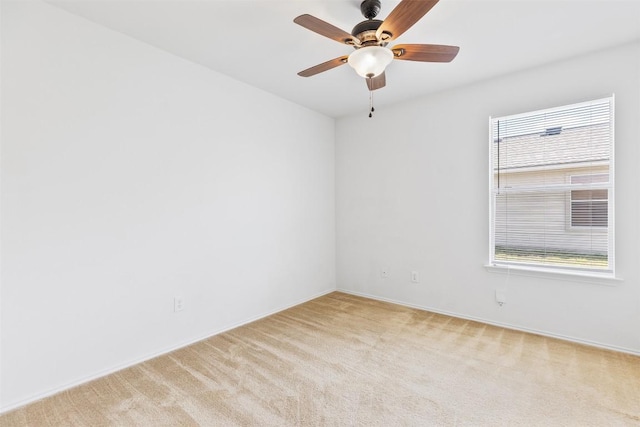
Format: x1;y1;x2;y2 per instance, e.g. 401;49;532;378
337;288;640;357
0;288;336;414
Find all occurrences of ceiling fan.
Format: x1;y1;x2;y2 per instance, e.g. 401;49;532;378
294;0;459;95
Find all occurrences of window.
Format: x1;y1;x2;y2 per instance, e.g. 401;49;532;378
489;97;614;274
570;174;608;228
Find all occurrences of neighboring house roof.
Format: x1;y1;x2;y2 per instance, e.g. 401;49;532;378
493;122;610;171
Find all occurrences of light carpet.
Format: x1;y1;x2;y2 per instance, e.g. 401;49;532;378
2;292;639;426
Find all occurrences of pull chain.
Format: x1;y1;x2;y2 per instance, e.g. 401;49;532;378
368;88;375;118
366;74;376;118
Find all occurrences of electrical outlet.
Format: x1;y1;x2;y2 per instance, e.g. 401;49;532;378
411;271;419;283
381;268;389;278
174;296;184;312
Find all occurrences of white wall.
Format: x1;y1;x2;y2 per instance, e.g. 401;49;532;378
1;1;335;410
336;41;640;354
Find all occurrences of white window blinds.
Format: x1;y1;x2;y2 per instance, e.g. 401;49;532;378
489;97;614;273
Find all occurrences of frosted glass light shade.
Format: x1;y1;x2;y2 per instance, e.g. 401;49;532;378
347;46;393;78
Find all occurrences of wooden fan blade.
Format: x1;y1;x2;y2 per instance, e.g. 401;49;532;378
376;0;439;42
298;56;349;77
366;72;386;91
392;44;459;62
294;14;360;46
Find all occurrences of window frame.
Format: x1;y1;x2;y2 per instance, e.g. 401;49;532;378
488;96;615;277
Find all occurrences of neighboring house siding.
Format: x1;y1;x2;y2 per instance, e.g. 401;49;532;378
494;166;609;255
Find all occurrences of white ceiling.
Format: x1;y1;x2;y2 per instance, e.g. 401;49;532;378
47;0;640;118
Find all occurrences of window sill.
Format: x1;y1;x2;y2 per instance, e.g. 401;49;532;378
484;264;622;286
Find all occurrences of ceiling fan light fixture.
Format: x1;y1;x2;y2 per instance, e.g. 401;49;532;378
347;46;393;78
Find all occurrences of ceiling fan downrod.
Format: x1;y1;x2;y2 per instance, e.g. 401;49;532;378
360;0;382;20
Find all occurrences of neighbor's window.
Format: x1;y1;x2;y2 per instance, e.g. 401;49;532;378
489;97;614;274
570;174;608;228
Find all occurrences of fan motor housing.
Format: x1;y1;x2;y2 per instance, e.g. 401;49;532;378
351;19;386;46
